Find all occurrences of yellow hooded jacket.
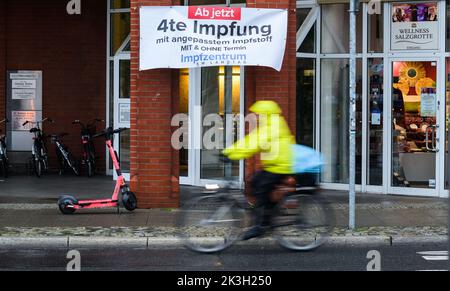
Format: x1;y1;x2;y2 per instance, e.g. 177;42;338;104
222;101;295;174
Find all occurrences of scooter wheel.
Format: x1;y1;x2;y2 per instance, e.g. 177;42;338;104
122;191;137;211
58;196;77;215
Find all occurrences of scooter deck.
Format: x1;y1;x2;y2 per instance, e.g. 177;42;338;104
76;199;119;209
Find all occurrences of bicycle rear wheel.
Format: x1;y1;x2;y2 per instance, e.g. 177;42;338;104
273;193;332;251
178;194;243;253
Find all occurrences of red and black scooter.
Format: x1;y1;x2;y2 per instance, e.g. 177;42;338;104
57;127;137;214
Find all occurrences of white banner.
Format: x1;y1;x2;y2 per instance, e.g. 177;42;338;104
140;6;288;71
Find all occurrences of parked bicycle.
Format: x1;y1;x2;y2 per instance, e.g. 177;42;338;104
23;118;52;177
72;118;104;177
178;176;333;253
0;118;9;178
51;132;79;176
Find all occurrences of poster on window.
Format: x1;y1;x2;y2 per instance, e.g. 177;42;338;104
391;2;439;50
140;6;288;71
420;88;436;117
119;103;130;124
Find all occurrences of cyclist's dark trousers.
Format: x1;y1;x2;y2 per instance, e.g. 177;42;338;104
251;170;286;227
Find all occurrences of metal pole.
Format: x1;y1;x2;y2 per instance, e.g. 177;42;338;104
348;0;359;230
448;103;450;270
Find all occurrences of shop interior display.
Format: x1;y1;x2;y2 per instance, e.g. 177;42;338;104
392;61;437;187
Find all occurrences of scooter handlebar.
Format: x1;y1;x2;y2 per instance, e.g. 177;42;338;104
92;127;128;139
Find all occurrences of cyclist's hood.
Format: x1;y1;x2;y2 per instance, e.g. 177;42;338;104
249;101;282;115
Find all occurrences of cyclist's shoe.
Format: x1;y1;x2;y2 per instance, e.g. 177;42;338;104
242;225;267;241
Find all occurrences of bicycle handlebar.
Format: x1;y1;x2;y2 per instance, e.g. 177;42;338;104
22;118;53;127
92;127;128;139
72;118;105;127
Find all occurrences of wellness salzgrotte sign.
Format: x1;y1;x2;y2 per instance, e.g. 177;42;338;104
139;6;288;71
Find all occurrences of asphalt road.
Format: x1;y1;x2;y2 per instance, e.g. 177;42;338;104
0;241;448;271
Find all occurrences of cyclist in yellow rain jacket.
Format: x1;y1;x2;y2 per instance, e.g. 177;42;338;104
222;100;296;240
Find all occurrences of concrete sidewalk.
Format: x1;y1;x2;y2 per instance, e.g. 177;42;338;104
0;174;448;244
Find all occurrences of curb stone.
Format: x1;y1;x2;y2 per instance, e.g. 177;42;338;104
69;237;149;248
390;235;448;244
0;235;447;249
0;237;68;248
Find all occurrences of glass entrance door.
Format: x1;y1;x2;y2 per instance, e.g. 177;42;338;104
113;54;130;180
389;59;440;195
200;67;241;182
179;66;244;187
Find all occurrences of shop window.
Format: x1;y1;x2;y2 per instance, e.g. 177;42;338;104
122;39;130;52
368;5;383;53
200;66;241;180
110;0;130;9
119;131;130;172
368;58;383;186
391;61;437;188
119;60;130;99
296;58;315;147
447;3;450;51
179;69;189;177
320;59;362;184
445;58;450;189
321;4;362;54
108;61;114;171
297;8;311;31
110;13;130;56
299;24;316;53
297;8;316;54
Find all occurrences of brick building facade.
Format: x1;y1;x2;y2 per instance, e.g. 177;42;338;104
130;0;297;208
0;0;297;208
0;0;107;171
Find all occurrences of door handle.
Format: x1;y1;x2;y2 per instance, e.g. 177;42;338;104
433;124;439;152
425;125;432;151
425;125;439;152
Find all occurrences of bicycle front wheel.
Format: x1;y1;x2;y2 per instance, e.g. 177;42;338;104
273;193;332;251
178;194;243;253
33;157;43;178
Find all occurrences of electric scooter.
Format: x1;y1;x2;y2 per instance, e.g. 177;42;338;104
57;127;137;214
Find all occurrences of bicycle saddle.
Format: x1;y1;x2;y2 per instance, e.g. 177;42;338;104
29;128;40;133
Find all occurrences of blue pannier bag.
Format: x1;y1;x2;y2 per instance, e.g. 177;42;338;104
291;144;324;174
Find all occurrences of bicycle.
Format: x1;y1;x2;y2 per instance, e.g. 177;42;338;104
0;118;9;178
72;118;104;177
51;132;80;176
23;118;52;178
178;176;333;253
